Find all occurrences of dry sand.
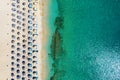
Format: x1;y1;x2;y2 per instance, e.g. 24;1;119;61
41;0;51;80
0;0;50;80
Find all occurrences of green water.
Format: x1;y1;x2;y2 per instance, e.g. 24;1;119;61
48;0;120;80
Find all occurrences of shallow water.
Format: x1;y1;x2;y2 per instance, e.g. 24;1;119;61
48;0;120;80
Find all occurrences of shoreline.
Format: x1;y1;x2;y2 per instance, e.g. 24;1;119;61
40;0;60;80
41;0;51;80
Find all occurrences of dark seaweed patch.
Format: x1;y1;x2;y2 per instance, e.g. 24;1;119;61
49;16;66;80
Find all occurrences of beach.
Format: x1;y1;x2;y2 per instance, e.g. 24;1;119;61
41;0;51;80
0;0;52;80
40;0;60;80
0;0;120;80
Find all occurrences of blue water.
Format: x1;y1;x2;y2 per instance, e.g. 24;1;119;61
48;0;120;80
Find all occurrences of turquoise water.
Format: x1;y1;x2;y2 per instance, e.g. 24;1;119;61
48;0;120;80
47;0;59;79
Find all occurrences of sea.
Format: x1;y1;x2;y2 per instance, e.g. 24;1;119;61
47;0;120;80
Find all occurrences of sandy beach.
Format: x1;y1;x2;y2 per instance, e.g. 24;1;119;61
0;0;50;79
41;0;51;80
